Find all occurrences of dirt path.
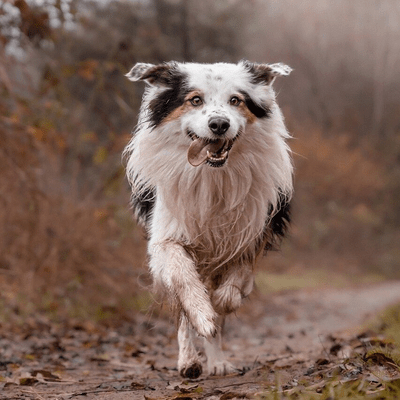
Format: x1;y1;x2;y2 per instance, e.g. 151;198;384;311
1;281;400;399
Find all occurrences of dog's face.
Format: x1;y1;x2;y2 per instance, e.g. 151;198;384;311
126;61;291;168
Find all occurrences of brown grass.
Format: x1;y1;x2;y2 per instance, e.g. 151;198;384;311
260;121;399;278
292;125;386;204
0;118;149;324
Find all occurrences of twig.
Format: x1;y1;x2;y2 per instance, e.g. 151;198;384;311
216;380;260;389
318;334;331;361
21;389;46;400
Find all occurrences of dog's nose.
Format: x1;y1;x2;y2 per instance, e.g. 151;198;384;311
208;117;230;136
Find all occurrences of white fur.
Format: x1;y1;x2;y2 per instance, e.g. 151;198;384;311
124;61;293;377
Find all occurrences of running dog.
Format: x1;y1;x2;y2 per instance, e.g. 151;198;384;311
124;60;293;378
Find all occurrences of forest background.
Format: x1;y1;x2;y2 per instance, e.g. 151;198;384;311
1;0;399;324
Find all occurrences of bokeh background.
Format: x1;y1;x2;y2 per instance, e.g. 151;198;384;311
1;0;399;323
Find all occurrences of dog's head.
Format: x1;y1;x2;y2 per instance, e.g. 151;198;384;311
126;61;291;168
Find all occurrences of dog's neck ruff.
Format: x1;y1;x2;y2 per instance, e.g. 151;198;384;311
126;116;292;268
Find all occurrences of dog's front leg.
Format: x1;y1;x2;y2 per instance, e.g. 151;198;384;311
149;242;218;338
178;315;203;378
203;315;237;376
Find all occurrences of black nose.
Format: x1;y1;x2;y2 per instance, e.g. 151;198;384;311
208;117;230;136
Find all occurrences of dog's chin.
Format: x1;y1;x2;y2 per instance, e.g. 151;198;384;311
186;130;238;168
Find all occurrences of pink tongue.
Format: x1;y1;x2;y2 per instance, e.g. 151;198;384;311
187;139;225;167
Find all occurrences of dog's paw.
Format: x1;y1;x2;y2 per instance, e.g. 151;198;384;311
187;307;218;338
179;361;203;379
194;314;218;338
212;285;243;314
208;360;238;376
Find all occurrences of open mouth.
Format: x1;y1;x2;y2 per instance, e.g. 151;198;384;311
187;131;235;168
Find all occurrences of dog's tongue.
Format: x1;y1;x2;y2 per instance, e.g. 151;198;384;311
187;139;225;167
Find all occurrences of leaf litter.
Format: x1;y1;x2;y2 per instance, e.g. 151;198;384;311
1;282;400;399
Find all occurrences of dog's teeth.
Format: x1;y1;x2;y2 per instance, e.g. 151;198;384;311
206;150;228;162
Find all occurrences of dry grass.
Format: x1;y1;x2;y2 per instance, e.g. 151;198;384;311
0;119;149;324
258;122;399;279
292;125;386;204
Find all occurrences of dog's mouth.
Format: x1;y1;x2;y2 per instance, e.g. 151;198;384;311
187;132;235;168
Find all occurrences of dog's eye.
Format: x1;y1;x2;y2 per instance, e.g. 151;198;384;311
190;96;203;106
229;96;241;106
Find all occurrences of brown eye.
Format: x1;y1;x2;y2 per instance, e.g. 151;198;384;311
230;96;241;106
190;96;203;106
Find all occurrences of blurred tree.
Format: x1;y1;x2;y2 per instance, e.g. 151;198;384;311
14;0;51;43
180;0;191;61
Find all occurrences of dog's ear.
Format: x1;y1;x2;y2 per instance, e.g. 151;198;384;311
241;60;292;85
125;63;176;87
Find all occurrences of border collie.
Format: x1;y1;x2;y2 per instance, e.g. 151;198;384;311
124;60;293;378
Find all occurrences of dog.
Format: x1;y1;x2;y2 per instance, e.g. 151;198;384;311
124;60;293;378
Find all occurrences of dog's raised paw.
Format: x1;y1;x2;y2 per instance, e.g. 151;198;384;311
180;362;203;379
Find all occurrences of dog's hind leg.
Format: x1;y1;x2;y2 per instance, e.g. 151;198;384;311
203;315;237;376
149;242;218;338
178;315;203;378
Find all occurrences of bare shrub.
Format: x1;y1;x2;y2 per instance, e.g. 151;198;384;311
0;119;147;322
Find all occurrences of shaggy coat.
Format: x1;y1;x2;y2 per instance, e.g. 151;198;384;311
124;60;293;378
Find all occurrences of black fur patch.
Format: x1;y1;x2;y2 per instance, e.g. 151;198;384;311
263;193;291;252
132;184;156;227
240;90;271;119
148;69;191;127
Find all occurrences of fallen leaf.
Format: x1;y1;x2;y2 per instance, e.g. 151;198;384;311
19;377;38;386
166;381;199;393
32;369;60;381
130;381;146;390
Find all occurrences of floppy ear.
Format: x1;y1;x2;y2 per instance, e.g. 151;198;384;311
125;62;176;87
241;60;292;85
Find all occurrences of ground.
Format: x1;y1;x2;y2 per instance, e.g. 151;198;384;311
1;281;400;400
